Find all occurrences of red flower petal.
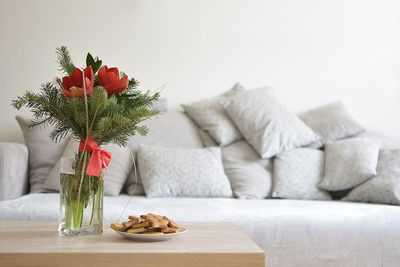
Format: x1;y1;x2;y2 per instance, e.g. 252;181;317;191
106;71;119;83
70;86;85;98
105;75;129;96
84;66;94;81
62;76;73;91
98;66;109;87
62;67;94;98
70;68;83;87
108;67;120;78
97;65;128;96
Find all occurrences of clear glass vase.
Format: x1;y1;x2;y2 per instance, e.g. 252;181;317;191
58;157;104;236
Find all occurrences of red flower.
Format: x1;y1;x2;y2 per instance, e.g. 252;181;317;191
62;67;94;98
98;66;129;96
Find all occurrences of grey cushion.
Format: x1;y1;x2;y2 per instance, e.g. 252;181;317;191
299;102;365;147
222;141;273;199
45;139;133;197
16;116;71;193
0;143;29;200
358;130;400;150
125;111;204;195
151;97;168;112
138;145;232;198
319;138;380;191
221;87;319;158
198;129;218;147
343;150;400;205
182;83;245;146
273;148;331;200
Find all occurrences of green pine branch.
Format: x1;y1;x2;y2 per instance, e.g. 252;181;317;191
56;46;75;75
12;82;160;146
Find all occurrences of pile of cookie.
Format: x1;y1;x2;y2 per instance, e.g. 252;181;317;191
111;213;184;234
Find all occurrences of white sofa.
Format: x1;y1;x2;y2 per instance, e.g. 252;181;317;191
1;112;400;267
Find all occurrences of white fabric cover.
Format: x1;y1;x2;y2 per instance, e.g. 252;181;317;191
125;111;204;195
358;130;400;150
0;143;29;200
16;116;71;193
182;83;244;146
273;148;331;200
222;88;319;158
150;97;168;112
45;139;133;196
198;129;218;147
138;146;232;198
299;102;365;147
222;141;273;199
320;138;380;191
343;150;400;205
1;194;400;267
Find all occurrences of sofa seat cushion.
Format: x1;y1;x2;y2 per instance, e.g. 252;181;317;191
0;194;399;267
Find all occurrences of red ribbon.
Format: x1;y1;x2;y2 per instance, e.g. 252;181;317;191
79;136;112;177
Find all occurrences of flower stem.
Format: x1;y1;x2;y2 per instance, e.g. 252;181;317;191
74;152;87;229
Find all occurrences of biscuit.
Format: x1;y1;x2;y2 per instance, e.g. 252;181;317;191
127;227;146;233
111;223;125;231
113;213;184;235
131;222;149;229
129;215;140;224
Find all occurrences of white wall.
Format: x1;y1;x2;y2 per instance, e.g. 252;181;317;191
0;0;399;142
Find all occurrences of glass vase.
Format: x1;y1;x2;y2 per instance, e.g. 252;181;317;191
58;157;104;236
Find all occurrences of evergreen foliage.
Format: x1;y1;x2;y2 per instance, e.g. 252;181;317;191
56;46;75;75
12;47;160;147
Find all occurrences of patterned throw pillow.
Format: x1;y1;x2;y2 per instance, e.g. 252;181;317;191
222;141;273;199
198;129;218;147
16;116;71;193
221;87;319;158
343;150;400;205
138;146;233;198
273;148;331;200
182;83;244;146
299;102;365;148
125;111;204;195
319;138;380;191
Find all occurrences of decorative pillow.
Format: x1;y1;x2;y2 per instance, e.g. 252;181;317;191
198;129;218;147
273;148;331;200
45;139;133;197
16;116;71;193
0;143;29;200
221;87;319;158
138;145;232;198
342;150;400;205
222;141;273;199
182;83;244;146
125;111;204;195
150;97;168;113
319;138;380;191
299;102;365;147
358;130;400;150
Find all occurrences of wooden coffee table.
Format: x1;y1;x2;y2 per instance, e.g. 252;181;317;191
0;221;264;267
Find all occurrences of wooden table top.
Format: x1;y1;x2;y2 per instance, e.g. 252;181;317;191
0;221;265;267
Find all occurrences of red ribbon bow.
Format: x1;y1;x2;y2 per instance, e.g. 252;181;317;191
79;136;112;177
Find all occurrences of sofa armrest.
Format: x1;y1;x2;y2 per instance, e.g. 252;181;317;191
0;143;29;201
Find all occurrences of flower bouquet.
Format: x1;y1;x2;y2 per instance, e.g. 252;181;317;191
13;47;160;236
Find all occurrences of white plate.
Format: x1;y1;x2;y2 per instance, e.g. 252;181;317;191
113;229;187;242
